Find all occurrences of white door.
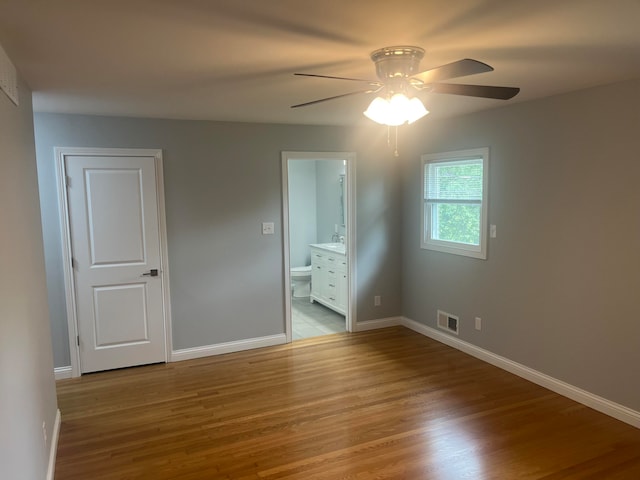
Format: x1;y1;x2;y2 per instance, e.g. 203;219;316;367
65;152;167;373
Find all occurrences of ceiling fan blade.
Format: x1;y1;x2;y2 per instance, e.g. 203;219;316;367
294;73;380;84
429;83;520;100
291;89;375;108
411;59;494;84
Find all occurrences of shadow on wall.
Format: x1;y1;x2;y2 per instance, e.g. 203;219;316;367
357;174;391;295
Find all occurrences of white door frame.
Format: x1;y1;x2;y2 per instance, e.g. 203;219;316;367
55;147;173;377
281;151;357;342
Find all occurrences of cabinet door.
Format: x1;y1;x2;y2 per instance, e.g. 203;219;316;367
311;263;326;300
310;249;325;300
336;267;348;313
336;256;349;315
326;270;338;305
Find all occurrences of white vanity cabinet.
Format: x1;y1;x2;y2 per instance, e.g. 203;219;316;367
309;244;347;315
335;256;348;313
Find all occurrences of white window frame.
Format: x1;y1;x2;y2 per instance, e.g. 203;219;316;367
421;147;489;260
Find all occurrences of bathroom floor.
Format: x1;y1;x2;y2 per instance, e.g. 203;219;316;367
292;296;346;340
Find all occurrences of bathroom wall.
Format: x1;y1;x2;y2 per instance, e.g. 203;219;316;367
315;160;346;243
288;159;317;267
34;113;404;366
288;158;346;268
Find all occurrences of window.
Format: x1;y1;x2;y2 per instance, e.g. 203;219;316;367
421;147;489;259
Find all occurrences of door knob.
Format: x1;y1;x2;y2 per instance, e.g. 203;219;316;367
142;269;159;277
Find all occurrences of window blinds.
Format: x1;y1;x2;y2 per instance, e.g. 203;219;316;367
425;158;483;203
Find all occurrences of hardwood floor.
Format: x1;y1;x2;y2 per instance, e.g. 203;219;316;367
55;327;640;479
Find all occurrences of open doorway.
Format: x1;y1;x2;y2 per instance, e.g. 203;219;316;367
282;152;356;342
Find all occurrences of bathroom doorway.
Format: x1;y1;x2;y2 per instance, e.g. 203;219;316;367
282;151;355;341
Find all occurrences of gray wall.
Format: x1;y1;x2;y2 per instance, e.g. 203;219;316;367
402;78;640;412
0;77;58;478
34;114;403;365
287;159;317;267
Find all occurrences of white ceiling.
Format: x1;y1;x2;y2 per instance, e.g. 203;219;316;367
1;0;639;126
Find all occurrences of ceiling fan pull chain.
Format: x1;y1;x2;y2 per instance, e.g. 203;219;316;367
385;125;400;157
394;126;399;158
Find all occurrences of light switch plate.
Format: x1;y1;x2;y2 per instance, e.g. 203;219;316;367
262;222;274;235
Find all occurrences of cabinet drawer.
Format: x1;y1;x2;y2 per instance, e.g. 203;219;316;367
326;282;337;301
312;252;326;263
336;259;347;274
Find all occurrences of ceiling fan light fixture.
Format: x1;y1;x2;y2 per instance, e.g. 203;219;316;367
406;96;429;124
363;97;389;124
363;93;428;126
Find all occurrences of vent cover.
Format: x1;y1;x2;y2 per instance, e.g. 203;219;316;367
437;310;459;335
0;43;18;106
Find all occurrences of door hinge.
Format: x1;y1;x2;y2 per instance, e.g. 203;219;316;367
76;335;80;346
71;257;77;269
66;175;71;188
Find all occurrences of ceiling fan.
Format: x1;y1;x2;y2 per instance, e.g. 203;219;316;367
291;46;520;126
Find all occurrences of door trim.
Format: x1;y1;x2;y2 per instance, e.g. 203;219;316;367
55;147;173;377
281;151;357;342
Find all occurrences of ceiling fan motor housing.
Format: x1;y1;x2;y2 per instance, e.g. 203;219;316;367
370;46;425;81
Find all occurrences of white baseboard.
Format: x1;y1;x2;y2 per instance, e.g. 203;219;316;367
54;366;72;380
171;333;287;362
46;409;61;480
355;316;401;332
401;317;640;429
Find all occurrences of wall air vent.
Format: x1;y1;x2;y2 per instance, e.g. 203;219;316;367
0;43;19;106
437;310;459;335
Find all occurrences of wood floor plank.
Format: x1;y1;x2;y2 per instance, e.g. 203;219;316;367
55;327;640;479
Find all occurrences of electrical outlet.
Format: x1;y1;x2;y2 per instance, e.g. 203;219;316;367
374;295;381;306
490;224;497;238
42;421;47;445
475;317;482;330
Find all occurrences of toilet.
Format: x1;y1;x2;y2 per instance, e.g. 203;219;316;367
290;265;312;298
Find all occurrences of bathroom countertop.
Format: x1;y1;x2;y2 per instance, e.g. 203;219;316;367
309;243;346;255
